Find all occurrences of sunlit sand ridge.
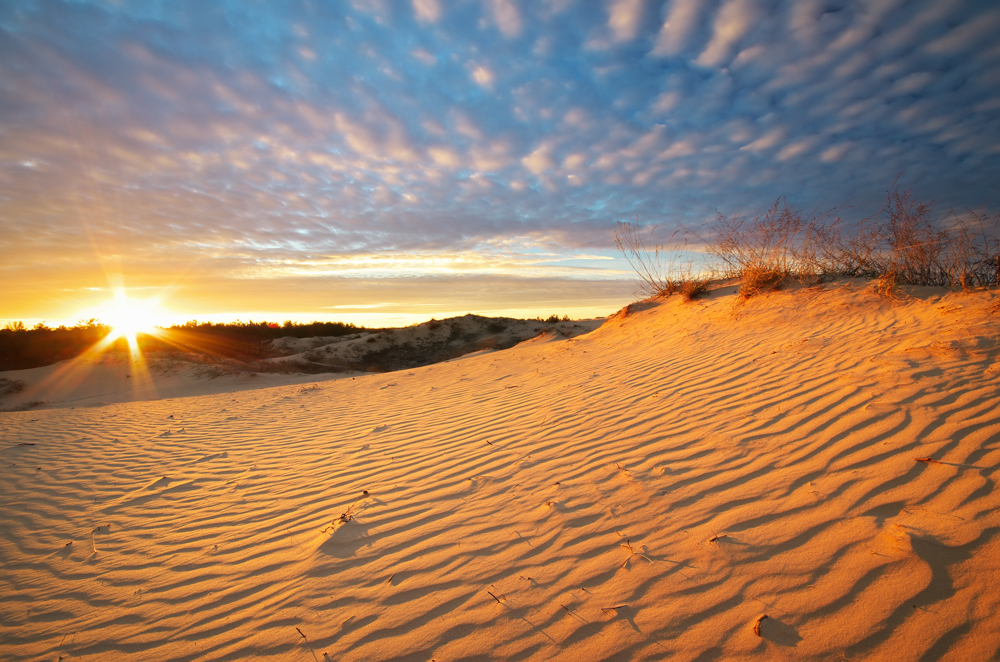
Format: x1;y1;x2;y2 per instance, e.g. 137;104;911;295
2;279;999;661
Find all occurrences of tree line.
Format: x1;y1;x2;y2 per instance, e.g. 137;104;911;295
0;319;367;371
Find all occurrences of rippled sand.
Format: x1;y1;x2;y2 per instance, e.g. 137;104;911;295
2;279;999;661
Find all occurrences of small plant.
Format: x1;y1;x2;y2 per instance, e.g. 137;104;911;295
873;270;899;300
738;266;786;300
708;200;831;299
0;378;26;396
615;221;712;298
680;278;711;301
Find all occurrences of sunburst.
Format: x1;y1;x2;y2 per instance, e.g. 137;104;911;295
102;289;162;350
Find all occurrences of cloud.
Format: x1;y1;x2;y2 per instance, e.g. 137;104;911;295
490;0;523;38
412;0;441;24
652;0;702;56
1;0;999;325
925;8;1000;55
696;0;759;68
522;143;557;175
470;64;495;88
609;0;646;42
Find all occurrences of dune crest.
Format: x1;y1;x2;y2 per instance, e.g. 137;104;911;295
2;279;999;661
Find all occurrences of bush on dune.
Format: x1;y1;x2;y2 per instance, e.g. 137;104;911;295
707;200;825;299
617;184;1000;301
614;222;716;300
819;188;1000;292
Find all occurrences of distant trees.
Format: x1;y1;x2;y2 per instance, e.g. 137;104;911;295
0;321;113;371
0;318;367;371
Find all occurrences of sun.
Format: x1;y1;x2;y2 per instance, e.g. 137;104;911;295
103;289;162;341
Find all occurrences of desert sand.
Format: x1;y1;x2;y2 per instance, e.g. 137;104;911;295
2;279;999;661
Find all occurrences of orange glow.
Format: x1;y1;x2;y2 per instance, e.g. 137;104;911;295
102;289;162;340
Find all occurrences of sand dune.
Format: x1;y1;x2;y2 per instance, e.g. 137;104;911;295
0;315;602;412
2;279;999;661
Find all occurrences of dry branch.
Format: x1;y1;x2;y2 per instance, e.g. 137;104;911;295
754;614;769;637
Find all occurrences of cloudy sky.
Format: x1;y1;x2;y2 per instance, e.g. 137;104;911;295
2;0;999;327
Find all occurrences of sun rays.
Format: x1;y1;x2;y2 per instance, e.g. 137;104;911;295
100;289;163;355
17;290;171;404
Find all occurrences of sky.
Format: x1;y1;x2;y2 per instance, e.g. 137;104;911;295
2;0;999;328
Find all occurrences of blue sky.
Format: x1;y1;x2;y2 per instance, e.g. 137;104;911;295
2;0;999;326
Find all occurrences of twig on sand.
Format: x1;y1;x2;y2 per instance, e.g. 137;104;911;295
620;538;653;568
915;457;941;464
754;614;769;637
322;491;371;532
487;591;503;604
709;532;728;544
296;627;307;639
602;605;628;615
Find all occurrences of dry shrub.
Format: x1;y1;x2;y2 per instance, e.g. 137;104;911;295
680;278;711;301
822;188;1000;289
873;270;899;300
708;200;835;299
706;186;999;297
739;266;787;300
0;378;26;396
617;184;998;306
615;222;707;298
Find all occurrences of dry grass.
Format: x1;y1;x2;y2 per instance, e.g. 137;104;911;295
872;270;900;300
680;278;711;301
0;377;26;396
811;188;1000;294
614;221;683;297
706;200;837;299
614;221;716;301
738;266;787;300
616;185;999;303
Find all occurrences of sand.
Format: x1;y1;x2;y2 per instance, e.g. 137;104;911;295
2;279;999;661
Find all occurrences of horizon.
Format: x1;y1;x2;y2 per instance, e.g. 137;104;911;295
2;305;612;332
3;0;999;327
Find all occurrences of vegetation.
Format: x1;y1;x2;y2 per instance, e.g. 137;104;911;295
0;319;366;371
615;223;714;299
618;185;1000;301
0;320;113;371
0;315;578;373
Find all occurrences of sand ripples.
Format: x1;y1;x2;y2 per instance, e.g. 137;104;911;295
2;281;999;660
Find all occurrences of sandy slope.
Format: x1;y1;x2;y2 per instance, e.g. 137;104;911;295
0;315;602;411
266;315;601;372
1;279;999;661
0;355;352;411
